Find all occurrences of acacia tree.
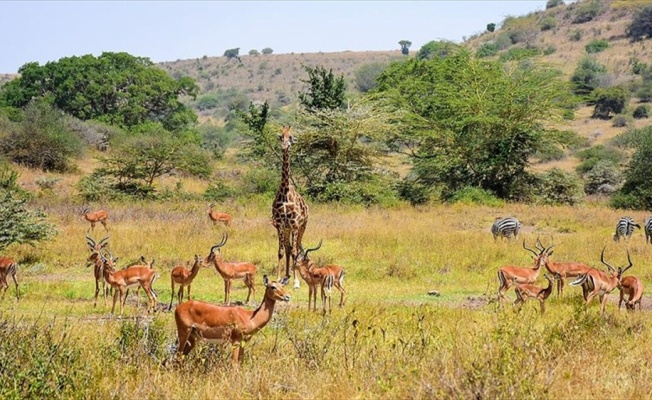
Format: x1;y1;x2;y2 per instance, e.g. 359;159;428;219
399;40;412;55
372;49;570;200
297;65;346;112
0;52;198;132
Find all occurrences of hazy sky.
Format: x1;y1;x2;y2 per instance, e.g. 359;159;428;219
1;1;552;73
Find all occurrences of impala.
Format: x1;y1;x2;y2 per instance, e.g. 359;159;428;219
86;230;110;307
0;256;19;300
293;240;345;314
174;275;290;364
513;273;556;314
208;204;232;227
203;233;257;305
497;240;547;300
80;207;109;231
537;242;592;297
571;247;632;314
169;255;206;311
619;275;644;311
100;250;159;315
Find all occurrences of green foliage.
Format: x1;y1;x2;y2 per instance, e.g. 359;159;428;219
248;49;260;56
499;47;540;62
373;50;569;200
0;101;83;172
543;46;557;55
611;114;629;127
399;40;412;55
540;16;557;31
584;160;622;195
569;29;583;42
113;317;167;364
204;182;235;202
552;129;590;150
65;117;123;151
298;65;346;112
533;143;566;162
397;177;433;206
487;23;496;32
354;62;387;93
626;5;652;42
447;186;503;206
575;145;625;175
223;48;241;60
535;168;583;205
592;86;628;119
476;42;500;58
573;0;602;24
546;0;564;9
261;47;273;55
633;104;650;119
636;80;652;102
585;39;609;54
570;56;608;96
0;52;199;132
242;168;278;195
0;190;57;251
416;40;460;60
198;123;238;159
611;128;652;209
630;57;649;75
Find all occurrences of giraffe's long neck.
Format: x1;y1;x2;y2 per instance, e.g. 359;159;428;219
279;145;293;197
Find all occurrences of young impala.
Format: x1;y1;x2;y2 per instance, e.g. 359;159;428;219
168;255;207;311
208;204;232;227
571;247;632;314
293;240;345;314
174;275;290;364
100;250;159;315
85;230;110;307
0;256;19;300
497;240;547;300
619;275;644;311
203;233;257;305
513;273;556;314
80;207;109;231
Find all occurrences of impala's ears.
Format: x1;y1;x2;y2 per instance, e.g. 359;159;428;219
280;276;290;286
263;275;269;287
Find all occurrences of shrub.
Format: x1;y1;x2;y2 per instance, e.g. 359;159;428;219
397;178;432;206
248;49;259;56
592;87;628;119
534;144;566;162
633;104;650;119
584;160;622;195
626;5;652;42
261;47;273;55
543;46;557;55
585;39;609;54
630;58;648;75
354;62;387;93
546;0;564;9
242;168;278;195
569;29;582;41
447;186;503;206
570;57;608;96
536;168;584;205
612;114;629;127
575;145;624;175
610;129;652;210
573;1;602;24
476;42;500;58
636;82;652;102
204;182;235;201
540;17;557;31
487;23;496;32
0;190;57;251
499;47;540;62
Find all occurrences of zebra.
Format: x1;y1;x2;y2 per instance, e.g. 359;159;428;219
644;217;652;244
491;217;522;241
613;217;641;242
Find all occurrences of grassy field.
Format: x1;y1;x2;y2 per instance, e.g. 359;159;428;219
3;199;652;399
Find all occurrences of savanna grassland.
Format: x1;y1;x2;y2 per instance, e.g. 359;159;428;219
4;190;652;399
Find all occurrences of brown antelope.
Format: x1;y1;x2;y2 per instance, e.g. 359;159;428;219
208;204;232;227
513;273;556;314
0;257;19;300
203;233;257;305
571;247;632;314
496;240;547;300
537;242;592;297
293;240;345;314
619;275;644;311
80;207;109;231
100;250;159;315
85;230;110;307
174;275;290;365
168;255;207;311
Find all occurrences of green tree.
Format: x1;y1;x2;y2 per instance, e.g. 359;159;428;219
297;65;346;112
223;48;241;61
611;127;652;209
487;23;496;32
261;47;274;55
627;5;652;42
399;40;412;55
248;49;260;56
354;62;387;93
570;56;608;96
416;40;460;60
0;52;199;132
546;0;564;9
372;50;569;200
592;86;628;119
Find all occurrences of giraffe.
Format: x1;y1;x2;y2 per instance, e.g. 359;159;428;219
272;126;309;289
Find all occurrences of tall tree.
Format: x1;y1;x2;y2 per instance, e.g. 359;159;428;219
0;52;199;131
297;65;346;112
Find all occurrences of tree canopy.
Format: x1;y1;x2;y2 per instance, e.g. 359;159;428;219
0;52;199;131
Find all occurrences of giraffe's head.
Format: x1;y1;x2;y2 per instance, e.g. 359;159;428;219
279;125;296;150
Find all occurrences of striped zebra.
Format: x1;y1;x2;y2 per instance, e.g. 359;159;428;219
644;217;652;244
613;217;641;242
491;217;522;241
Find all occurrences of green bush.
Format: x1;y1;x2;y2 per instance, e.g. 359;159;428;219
576;145;625;175
540;17;557;31
533;144;566;162
543;46;557;55
592;87;628;119
626;5;652;42
611;129;652;210
499;47;540;62
633;104;650;119
546;0;564;9
476;42;500;58
204;182;235;201
636;82;652;102
536;168;584;205
573;1;602;24
312;176;400;207
354;62;387;93
584;160;622;195
241;168;278;196
448;186;503;206
612;114;629;127
585;39;609;54
570;57;608;96
397;178;432;206
569;29;582;42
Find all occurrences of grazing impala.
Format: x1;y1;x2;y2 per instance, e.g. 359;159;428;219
619;275;644;311
86;230;110;307
0;256;19;300
571;247;632;314
513;273;556;314
100;250;159;315
293;240;345;314
537;242;592;297
174;275;290;365
80;207;109;231
497;240;547;300
169;255;206;311
208;204;232;227
203;233;257;305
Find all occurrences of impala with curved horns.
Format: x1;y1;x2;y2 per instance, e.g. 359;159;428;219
0;256;19;300
208;204;232;227
203;233;257;305
293;240;345;314
175;275;290;364
497;239;548;300
80;207;109;231
571;247;632;314
100;249;159;315
536;240;592;297
86;229;110;307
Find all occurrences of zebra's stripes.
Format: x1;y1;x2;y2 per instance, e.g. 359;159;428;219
645;217;652;244
491;217;521;241
613;217;641;242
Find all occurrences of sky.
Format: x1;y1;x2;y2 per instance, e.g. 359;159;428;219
0;1;552;74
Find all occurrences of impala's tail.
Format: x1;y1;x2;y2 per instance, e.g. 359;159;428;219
570;273;588;286
150;273;160;301
338;270;345;287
